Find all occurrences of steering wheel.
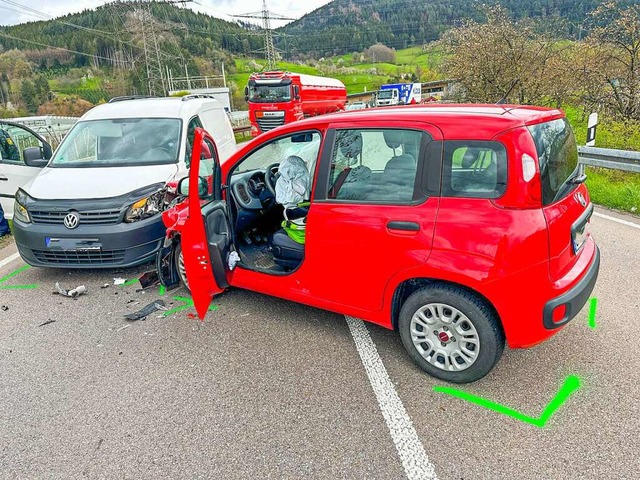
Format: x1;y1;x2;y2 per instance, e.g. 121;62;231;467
264;162;280;197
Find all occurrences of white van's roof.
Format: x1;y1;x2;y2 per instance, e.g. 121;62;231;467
81;97;224;121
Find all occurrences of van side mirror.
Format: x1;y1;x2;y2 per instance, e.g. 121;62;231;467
23;147;48;168
177;176;209;198
244;86;249;102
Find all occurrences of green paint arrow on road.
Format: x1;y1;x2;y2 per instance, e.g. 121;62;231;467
163;295;217;318
433;375;581;428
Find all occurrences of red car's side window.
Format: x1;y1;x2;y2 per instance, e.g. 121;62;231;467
327;129;424;204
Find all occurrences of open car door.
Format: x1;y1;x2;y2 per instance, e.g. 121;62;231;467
181;127;232;319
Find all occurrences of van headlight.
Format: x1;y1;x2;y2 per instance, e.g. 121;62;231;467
14;189;32;223
124;190;164;223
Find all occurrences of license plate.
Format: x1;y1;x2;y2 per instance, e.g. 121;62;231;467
257;111;284;118
45;237;101;251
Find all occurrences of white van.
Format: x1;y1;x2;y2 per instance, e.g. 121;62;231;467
12;95;236;268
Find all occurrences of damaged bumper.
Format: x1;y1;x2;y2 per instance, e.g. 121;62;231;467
13;215;166;268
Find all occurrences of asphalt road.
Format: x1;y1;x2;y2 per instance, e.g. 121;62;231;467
1;207;639;479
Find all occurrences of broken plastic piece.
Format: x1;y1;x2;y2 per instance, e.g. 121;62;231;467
1;305;8;311
101;283;110;289
228;251;241;270
113;278;126;286
138;270;160;289
124;300;166;321
54;282;88;298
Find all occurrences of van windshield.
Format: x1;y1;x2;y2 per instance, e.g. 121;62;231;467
50;118;181;168
378;90;394;99
528;118;579;205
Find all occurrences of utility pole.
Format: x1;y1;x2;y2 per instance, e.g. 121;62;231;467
234;0;294;70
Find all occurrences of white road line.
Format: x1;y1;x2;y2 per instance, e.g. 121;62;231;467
594;212;640;230
346;316;438;480
0;252;20;270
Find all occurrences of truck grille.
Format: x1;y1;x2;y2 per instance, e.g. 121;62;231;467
32;248;126;265
30;209;122;225
257;117;285;132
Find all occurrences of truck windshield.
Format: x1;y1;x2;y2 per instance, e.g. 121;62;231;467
378;90;394;99
50;118;181;168
249;85;292;103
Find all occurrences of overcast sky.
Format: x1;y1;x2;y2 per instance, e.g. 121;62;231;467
0;0;333;27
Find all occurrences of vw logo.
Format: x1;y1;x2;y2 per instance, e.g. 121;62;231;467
574;192;587;207
63;211;80;229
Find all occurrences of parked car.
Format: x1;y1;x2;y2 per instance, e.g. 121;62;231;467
12;95;236;268
1;120;53;220
160;104;600;383
346;101;368;111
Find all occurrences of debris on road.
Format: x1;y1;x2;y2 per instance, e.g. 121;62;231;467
116;324;130;332
38;319;56;327
100;283;110;289
138;270;160;289
124;300;167;321
1;305;8;311
113;278;127;286
53;282;87;298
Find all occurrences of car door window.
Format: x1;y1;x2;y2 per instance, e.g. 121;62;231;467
442;141;507;198
185;116;204;167
327;128;426;204
0;124;44;164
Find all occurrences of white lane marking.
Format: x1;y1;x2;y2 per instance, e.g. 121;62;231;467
594;212;640;230
0;252;20;270
346;316;438;480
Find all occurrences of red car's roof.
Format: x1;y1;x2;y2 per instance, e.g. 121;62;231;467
286;104;565;140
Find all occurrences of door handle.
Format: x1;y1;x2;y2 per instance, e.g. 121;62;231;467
387;221;420;232
0;175;8;181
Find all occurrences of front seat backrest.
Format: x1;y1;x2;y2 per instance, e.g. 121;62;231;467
275;155;310;208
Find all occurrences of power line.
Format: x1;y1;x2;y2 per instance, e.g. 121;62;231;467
233;0;294;70
0;31;116;62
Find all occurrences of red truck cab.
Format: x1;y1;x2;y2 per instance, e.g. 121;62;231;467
159;104;599;383
245;71;346;136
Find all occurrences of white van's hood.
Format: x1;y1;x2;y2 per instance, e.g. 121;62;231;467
24;164;179;200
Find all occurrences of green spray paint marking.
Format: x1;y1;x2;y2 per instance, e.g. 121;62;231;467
117;279;138;287
163;295;217;317
159;285;166;296
433;375;581;428
588;298;598;330
0;264;38;290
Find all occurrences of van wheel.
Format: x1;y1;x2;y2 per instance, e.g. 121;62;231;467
175;242;190;292
398;285;504;383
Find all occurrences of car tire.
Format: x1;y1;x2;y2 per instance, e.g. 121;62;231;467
398;284;505;383
175;242;190;293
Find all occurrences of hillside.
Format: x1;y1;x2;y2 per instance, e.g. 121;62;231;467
280;0;636;55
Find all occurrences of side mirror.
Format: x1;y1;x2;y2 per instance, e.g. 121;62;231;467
244;86;249;102
23;147;48;168
293;85;300;100
177;176;209;198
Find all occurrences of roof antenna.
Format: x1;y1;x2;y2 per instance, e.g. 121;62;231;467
496;79;519;105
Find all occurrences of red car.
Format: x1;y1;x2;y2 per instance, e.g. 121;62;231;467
158;104;600;383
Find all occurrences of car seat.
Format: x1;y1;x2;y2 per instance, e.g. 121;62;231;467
328;130;363;198
272;155;310;269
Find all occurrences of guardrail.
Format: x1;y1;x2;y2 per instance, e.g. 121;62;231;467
578;146;640;173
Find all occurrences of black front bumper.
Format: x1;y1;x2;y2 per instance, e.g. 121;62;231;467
543;246;601;329
13;215;166;268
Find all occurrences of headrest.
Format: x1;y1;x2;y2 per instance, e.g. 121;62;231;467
461;148;480;168
383;130;407;149
338;131;363;158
